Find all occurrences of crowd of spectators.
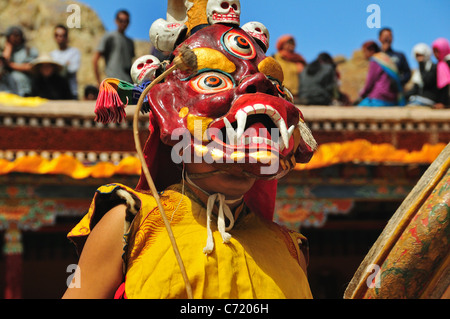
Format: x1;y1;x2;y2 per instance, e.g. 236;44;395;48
0;10;134;101
1;11;449;108
275;28;450;108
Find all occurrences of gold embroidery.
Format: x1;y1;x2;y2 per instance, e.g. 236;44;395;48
127;190;188;267
277;225;308;266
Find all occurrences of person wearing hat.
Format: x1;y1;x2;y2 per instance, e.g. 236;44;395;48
30;55;72;100
1;26;39;96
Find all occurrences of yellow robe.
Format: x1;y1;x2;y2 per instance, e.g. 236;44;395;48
68;183;312;299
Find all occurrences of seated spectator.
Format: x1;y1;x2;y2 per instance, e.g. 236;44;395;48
0;56;18;94
431;38;450;109
30;55;72;100
357;41;405;107
84;85;99;100
50;24;81;99
318;53;351;106
406;43;447;107
298;52;337;105
1;26;39;96
273;35;307;103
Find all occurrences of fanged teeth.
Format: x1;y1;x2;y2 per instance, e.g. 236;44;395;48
210;148;224;161
223;118;237;145
242;136;275;146
279;125;296;151
233;104;290;148
279;120;289;150
249;151;278;164
235;111;247;143
193;144;276;164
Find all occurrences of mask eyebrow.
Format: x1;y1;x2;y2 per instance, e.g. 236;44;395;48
258;56;284;84
191;47;236;74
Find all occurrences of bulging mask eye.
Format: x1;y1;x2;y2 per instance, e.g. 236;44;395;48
190;71;235;94
222;30;256;60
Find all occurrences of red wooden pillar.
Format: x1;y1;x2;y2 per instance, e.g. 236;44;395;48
1;196;55;299
3;226;23;299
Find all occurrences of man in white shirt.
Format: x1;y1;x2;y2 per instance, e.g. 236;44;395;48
50;24;81;99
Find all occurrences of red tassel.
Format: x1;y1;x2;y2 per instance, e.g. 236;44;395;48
114;282;127;299
94;79;128;124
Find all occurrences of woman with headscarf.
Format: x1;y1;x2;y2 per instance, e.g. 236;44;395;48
273;35;307;103
406;43;447;107
431;38;450;109
357;41;405;107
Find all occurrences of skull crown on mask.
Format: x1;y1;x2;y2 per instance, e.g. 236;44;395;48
130;55;161;85
206;0;241;26
149;18;188;52
242;21;270;53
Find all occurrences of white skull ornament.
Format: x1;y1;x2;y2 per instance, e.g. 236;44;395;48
149;18;188;53
242;21;270;52
206;0;241;26
130;55;161;85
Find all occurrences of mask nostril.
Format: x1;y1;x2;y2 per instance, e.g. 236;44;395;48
266;88;276;95
246;85;257;93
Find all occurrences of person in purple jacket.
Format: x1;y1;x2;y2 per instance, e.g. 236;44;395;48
358;41;405;107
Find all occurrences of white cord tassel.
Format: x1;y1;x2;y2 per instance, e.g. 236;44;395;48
203;194;217;255
185;172;238;255
203;193;237;255
217;194;235;243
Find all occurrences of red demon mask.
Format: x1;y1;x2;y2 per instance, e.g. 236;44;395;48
136;24;316;219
